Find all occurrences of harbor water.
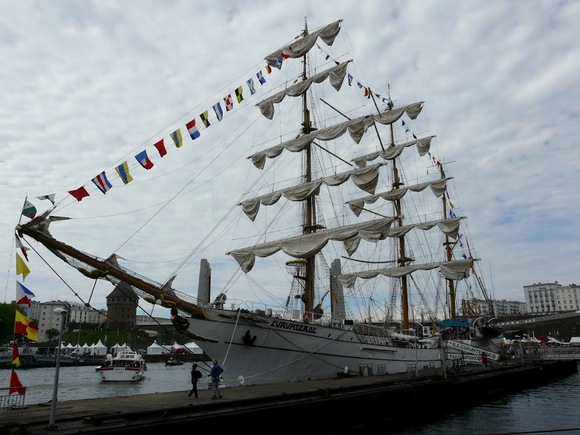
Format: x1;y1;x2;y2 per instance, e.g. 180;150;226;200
392;366;580;435
2;362;579;433
2;361;212;405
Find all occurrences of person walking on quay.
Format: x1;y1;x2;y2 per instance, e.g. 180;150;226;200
188;363;202;398
210;359;224;399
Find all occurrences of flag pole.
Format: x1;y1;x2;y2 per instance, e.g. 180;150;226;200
48;308;66;430
17;196;28;226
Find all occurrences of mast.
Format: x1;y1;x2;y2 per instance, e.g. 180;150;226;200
387;88;411;331
301;18;315;322
439;162;457;319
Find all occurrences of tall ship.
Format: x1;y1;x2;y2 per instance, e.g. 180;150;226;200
17;18;498;386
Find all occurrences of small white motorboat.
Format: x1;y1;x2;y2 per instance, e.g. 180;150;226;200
95;348;147;382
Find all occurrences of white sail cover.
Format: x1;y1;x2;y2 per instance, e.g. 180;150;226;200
249;103;424;170
337;259;474;288
353;135;434;168
265;20;343;68
241;163;383;221
228;216;463;273
257;61;351;119
348;177;452;216
228;217;396;273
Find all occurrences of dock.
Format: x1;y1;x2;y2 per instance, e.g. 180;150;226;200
1;359;577;434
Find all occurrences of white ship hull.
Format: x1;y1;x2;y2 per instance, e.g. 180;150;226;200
96;366;146;382
186;310;443;386
95;349;147;382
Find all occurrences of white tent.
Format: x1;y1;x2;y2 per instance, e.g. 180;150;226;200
183;342;203;355
91;339;107;356
146;340;168;355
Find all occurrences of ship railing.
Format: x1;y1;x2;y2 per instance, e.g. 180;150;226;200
220;299;297;321
352;324;393;346
0;388;26;425
538;346;580;360
223;300;357;331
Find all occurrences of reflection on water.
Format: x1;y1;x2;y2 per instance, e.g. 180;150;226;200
392;370;580;435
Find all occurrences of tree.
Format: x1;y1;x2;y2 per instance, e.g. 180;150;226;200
0;302;16;343
45;328;60;341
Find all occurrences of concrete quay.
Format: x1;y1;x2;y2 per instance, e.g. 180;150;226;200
2;359;577;434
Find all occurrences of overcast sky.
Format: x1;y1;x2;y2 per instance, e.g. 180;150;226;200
1;0;579;316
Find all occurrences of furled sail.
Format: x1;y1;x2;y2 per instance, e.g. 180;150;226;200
337;258;474;288
375;102;424;124
228;215;463;273
249;103;424;170
257;61;351;119
353;135;435;167
347;177;453;217
265;20;343;68
241;163;384;221
227;216;396;273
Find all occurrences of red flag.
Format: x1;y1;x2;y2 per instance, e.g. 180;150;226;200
15;311;39;342
224;94;233;112
69;186;90;201
154;139;167;157
12;342;21;367
9;369;26;395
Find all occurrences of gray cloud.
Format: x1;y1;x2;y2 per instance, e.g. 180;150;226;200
2;0;579;316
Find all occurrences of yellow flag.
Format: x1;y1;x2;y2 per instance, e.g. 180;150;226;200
12;342;21;367
15;254;30;280
171;129;183;148
15;310;39;342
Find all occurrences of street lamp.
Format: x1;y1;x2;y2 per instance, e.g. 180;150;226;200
410;307;419;378
48;307;66;431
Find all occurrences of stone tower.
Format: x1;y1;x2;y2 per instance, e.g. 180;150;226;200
105;281;138;329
